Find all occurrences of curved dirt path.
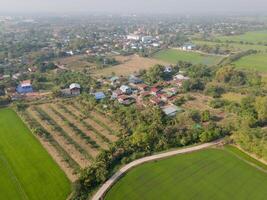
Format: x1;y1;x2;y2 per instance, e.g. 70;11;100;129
92;139;223;200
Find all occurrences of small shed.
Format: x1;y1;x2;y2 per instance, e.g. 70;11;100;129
69;83;81;96
162;105;183;117
94;92;106;100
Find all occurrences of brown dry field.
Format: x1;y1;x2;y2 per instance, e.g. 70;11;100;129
27;107;88;172
40;104;99;160
54;55;92;70
54;103;109;149
92;54;170;77
64;104;117;142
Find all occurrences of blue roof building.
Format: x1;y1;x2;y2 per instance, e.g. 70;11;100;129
94;92;106;100
16;80;33;94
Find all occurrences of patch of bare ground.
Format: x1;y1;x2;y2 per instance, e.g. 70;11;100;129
40;104;99;159
92;54;170;77
66;104;118;142
27;107;89;169
53;104;109;150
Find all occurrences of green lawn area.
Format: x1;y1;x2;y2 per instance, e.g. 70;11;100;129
105;147;267;200
232;53;267;72
194;40;267;51
216;30;267;44
0;108;71;200
153;49;223;66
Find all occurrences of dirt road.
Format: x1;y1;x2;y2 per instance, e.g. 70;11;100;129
92;139;223;200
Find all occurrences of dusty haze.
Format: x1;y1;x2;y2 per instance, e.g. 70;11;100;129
0;0;266;14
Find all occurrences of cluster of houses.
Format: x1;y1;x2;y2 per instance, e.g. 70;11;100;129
91;67;190;117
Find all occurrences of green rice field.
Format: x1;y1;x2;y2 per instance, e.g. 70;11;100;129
153;49;224;66
105;146;267;200
217;30;267;44
0;108;71;200
232;53;267;72
194;40;267;52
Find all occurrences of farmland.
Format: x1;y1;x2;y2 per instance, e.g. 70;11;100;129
0;108;70;200
153;49;224;66
232;53;267;72
194;40;267;52
216;30;267;44
92;55;170;77
105;146;267;200
23;101;119;180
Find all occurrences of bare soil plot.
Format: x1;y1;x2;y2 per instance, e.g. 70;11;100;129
92;54;170;77
40;104;99;159
27;107;89;169
53;104;109;150
54;55;92;70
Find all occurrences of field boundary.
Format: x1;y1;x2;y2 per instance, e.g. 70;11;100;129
91;139;223;200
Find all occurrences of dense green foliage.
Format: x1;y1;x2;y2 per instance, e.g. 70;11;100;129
0;108;71;200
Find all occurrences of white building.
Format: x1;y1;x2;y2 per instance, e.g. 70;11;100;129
127;34;140;41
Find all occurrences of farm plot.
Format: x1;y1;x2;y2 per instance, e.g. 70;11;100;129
232;53;267;73
0;108;70;200
92;54;170;77
105;146;267;200
25;101;119;178
153;49;224;66
216;30;267;44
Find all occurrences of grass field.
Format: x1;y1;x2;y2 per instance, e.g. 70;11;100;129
153;49;224;66
216;30;267;44
0;108;71;200
105;147;267;200
232;53;267;72
194;40;267;52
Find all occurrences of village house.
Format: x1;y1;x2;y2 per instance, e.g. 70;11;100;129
16;80;33;94
136;84;149;91
150;87;161;96
128;75;143;84
161;105;182;117
118;95;135;105
120;85;132;94
61;83;81;97
70;83;81;96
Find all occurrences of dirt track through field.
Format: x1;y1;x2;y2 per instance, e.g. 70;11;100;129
29;107;90;168
40;104;98;160
53;104;109;150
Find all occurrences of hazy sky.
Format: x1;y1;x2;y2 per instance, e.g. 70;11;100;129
0;0;266;14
